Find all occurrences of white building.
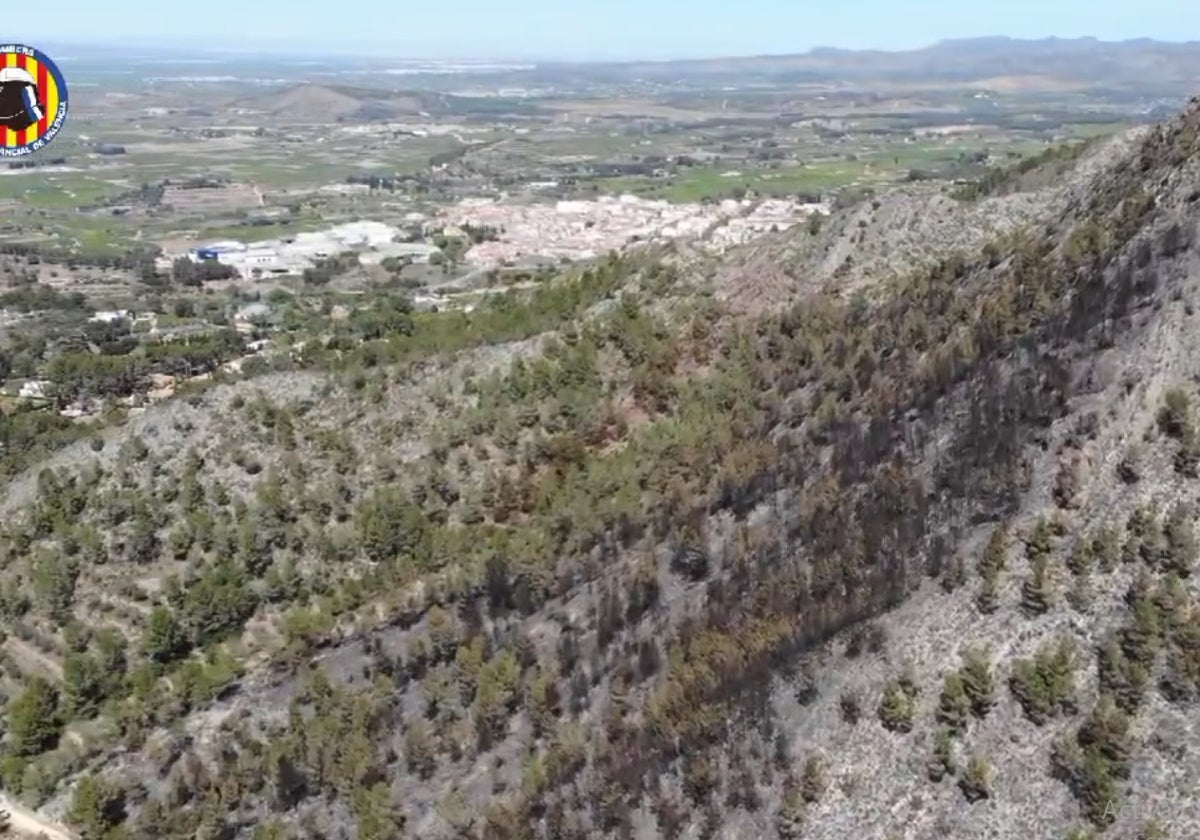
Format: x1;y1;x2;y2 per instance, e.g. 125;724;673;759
177;220;414;281
327;220;400;248
242;247;282;269
89;310;131;323
284;233;340;260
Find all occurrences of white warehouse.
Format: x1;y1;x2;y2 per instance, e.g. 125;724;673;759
183;220;441;281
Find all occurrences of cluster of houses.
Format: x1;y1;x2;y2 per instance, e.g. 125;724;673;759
2;303;284;415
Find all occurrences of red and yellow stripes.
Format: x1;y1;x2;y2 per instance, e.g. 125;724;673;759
1;50;61;150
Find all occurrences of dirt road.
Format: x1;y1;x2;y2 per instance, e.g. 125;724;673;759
0;795;75;839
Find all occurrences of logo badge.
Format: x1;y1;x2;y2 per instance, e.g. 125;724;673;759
0;44;68;157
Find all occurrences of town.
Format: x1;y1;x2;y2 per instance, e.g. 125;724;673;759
3;188;826;423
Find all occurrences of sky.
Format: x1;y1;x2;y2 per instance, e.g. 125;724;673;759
9;0;1200;61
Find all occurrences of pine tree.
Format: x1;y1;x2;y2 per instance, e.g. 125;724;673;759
1121;585;1163;669
1021;553;1053;615
1078;696;1133;775
980;524;1009;576
941;555;967;593
927;729;957;782
1097;635;1148;715
1092;526;1121;573
1026;517;1054;562
1067;539;1094;577
404;721;437;780
975;569;1000;615
1139;514;1167;568
775;778;807;840
1175;426;1200;476
353;782;404;840
69;774;126;837
7;677;63;757
795;656;819;706
961;647;997;719
63;651;106;720
143;606;187;664
195;788;229;840
800;755;827;804
1163;504;1197;577
1067;572;1095;613
936;673;972;735
839;690;861;725
1010;636;1078;724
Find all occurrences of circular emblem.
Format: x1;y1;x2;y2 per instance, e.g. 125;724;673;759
0;44;68;158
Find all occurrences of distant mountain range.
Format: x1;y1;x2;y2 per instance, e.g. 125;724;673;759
23;36;1200;97
533;37;1200;95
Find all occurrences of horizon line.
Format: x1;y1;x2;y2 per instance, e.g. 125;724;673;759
13;33;1200;65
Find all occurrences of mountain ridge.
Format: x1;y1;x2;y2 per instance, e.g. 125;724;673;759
533;39;1200;97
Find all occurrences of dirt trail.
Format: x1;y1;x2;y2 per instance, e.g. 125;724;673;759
0;795;75;839
3;638;63;681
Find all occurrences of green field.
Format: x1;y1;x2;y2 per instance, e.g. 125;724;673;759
1063;122;1128;139
584;152;908;201
195;218;331;242
0;173;132;209
53;217;141;254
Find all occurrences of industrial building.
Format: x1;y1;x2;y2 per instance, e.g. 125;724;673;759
185;221;441;281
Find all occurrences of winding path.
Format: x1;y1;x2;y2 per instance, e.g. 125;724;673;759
0;795;75;839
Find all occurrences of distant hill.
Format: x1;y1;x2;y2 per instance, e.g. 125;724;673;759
534;37;1200;96
231;84;365;119
227;83;547;122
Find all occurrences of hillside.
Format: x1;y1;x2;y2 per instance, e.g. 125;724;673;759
2;97;1200;839
708;130;1146;314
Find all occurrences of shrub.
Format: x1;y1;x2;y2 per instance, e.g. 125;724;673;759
776;778;807;840
1158;387;1194;439
1116;444;1142;483
877;679;916;733
959;753;991;802
800;756;827;804
839;690;862;726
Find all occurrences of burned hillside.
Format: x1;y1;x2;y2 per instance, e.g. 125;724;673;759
0;98;1200;840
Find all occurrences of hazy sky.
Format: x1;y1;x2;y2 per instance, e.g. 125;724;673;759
10;0;1200;60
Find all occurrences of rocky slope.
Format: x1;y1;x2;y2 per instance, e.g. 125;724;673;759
710;127;1149;315
1;100;1200;840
